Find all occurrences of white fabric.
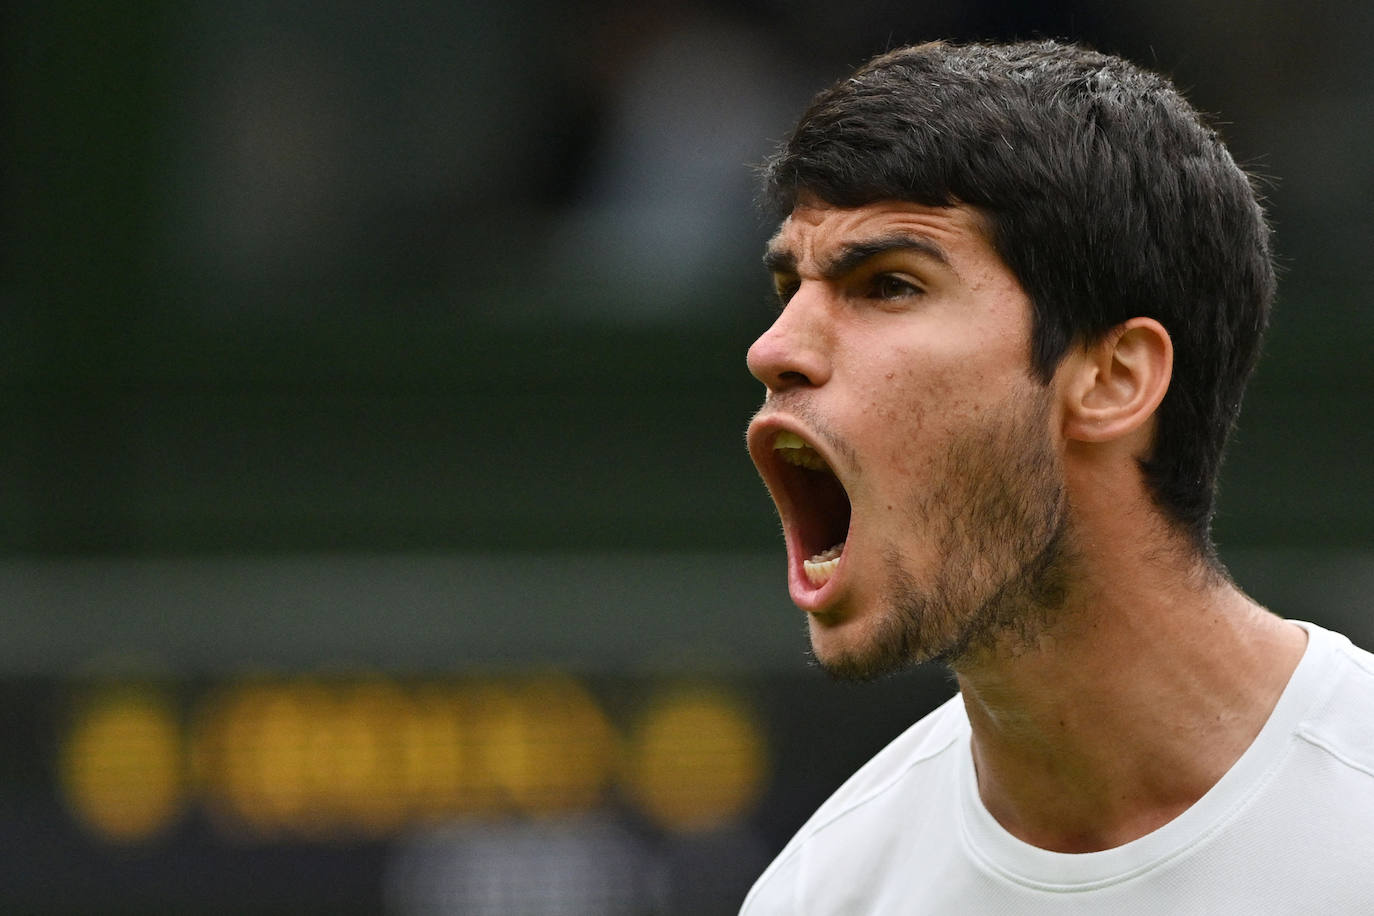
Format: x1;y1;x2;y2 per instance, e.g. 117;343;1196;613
741;621;1374;914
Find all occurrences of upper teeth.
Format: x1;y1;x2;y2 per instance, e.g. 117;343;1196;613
774;431;830;471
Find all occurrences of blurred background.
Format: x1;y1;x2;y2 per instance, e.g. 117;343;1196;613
4;0;1372;912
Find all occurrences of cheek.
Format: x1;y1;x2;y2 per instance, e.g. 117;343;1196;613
861;362;970;480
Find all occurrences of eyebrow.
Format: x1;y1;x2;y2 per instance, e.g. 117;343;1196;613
763;232;952;281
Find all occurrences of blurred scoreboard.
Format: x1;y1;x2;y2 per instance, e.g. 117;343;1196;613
7;668;955;914
60;674;765;841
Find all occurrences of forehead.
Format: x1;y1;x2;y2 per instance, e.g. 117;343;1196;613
766;199;998;277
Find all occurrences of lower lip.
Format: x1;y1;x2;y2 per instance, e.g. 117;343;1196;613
787;546;844;613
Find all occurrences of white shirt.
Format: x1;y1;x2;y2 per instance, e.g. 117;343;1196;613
741;622;1374;914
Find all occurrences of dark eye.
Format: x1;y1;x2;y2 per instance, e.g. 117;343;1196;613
773;278;800;309
871;274;920;300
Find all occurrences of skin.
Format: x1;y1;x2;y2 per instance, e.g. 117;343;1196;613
745;198;1308;852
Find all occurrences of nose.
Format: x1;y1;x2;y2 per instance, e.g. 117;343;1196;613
746;292;832;392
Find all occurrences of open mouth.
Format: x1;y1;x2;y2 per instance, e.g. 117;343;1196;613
770;431;853;587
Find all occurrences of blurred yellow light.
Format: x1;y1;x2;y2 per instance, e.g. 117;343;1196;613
59;688;185;842
399;686;469;820
475;675;619;816
329;680;413;836
181;672;762;842
197;679;415;839
209;682;320;836
625;686;767;832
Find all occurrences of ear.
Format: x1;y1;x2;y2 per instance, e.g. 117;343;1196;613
1060;317;1173;444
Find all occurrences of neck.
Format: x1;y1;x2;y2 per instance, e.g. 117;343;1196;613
953;535;1306;853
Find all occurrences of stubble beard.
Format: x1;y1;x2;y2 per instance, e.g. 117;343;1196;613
812;387;1071;682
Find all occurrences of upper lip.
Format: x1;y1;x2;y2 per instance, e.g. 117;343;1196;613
747;412;835;487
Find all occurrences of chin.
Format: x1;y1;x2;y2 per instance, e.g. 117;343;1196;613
807;609;926;682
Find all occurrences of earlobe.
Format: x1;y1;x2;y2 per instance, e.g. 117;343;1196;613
1061;318;1173;444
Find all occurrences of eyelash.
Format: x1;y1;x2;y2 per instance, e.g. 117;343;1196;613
868;274;921;300
769;273;922;313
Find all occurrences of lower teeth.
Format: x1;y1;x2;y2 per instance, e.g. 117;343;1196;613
803;542;845;585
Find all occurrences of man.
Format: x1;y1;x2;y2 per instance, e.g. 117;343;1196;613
740;40;1374;913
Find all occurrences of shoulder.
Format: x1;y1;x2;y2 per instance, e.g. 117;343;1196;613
800;692;967;829
1292;623;1374;779
740;694;968;915
1233;625;1374;905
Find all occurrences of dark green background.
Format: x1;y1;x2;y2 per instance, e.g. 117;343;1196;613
7;2;1372;568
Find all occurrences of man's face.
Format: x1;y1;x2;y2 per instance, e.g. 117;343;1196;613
745;199;1070;678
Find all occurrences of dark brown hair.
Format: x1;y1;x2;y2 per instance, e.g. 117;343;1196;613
762;40;1274;552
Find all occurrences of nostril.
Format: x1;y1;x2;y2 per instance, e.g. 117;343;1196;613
749;352;825;392
747;313;830;390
